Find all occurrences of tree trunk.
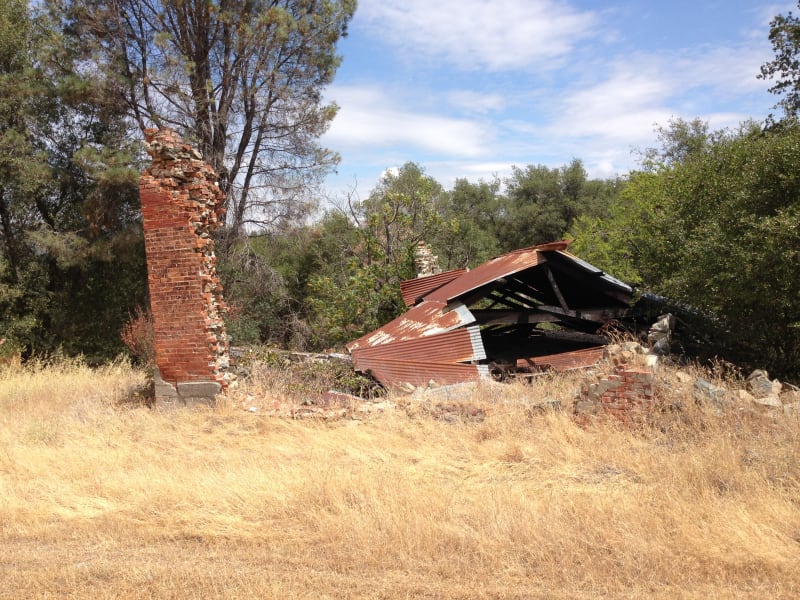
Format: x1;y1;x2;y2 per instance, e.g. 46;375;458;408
0;189;20;283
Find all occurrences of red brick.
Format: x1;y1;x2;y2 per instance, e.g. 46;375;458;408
141;128;231;390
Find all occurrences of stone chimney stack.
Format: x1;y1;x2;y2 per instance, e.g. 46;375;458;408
414;241;441;278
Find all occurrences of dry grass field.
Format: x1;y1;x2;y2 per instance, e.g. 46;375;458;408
1;357;799;599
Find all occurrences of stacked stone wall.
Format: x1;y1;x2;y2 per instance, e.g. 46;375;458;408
139;128;232;404
414;241;441;278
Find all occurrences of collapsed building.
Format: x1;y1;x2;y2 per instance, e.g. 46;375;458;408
347;241;657;389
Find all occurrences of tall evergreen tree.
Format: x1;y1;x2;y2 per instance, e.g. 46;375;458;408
759;2;800;120
0;0;147;361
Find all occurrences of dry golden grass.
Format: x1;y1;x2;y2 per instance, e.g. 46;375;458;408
1;358;799;599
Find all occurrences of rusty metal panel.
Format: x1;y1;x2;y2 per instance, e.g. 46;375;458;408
532;241;572;252
352;326;485;367
345;241;634;388
424;247;544;303
400;269;467;306
516;346;605;371
346;301;475;352
550;250;633;294
355;357;489;388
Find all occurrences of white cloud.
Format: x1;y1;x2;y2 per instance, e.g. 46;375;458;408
447;90;508;114
754;3;797;27
546;67;672;144
324;85;491;158
356;0;598;71
324;3;779;195
549;42;773;146
458;161;514;176
396;160;514;191
673;45;773;96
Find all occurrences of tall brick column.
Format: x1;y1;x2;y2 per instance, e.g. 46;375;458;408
140;128;232;405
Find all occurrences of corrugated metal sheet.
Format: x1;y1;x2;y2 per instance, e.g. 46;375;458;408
417;242;572;304
552;251;633;294
400;269;467;306
346;240;637;388
352;326;485;365
528;241;572;252
516;346;605;371
346;301;475;352
424;247;543;303
354;357;489;388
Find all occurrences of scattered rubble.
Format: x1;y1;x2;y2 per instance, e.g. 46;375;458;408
349;241;660;389
648;313;675;356
226;337;799;426
570;341;800;423
222;351;800;428
684;367;800;416
693;378;729;406
574;343;657;421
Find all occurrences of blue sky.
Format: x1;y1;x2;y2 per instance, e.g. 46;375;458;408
320;0;794;199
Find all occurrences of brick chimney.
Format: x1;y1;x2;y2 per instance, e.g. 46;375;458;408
139;128;233;406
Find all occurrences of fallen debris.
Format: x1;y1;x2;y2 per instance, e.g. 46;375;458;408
746;369;782;397
574;343;657;421
348;241;659;390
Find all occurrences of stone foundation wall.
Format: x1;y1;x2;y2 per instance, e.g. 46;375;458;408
139;128;232;405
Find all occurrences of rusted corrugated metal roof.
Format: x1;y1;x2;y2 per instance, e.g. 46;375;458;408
400;269;467;306
352;326;485;364
346;301;475;352
348;240;636;389
354;357;489;388
424;246;544;303
516;346;605;372
424;241;630;305
549;250;633;295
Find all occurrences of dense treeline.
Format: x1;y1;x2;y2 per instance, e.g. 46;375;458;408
0;0;147;362
219;159;621;351
572;119;800;378
0;0;354;361
1;1;799;380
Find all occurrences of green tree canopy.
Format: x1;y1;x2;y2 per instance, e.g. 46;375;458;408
0;0;146;361
306;163;446;347
496;159;618;250
572;119;800;379
431;177;501;270
759;1;800;120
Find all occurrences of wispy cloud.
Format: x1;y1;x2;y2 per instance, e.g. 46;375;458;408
325;2;778;194
324;85;491;158
674;45;774;96
356;0;599;71
549;40;773;142
754;3;797;26
447;90;508;114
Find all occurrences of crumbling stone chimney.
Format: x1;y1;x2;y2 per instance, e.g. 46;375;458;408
139;128;233;405
414;241;441;278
